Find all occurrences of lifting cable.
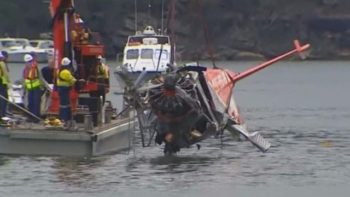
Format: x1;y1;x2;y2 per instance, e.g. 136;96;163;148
194;0;217;68
166;0;177;65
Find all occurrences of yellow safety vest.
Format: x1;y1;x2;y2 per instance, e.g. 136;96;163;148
0;61;9;85
24;64;41;90
57;69;76;87
97;63;109;79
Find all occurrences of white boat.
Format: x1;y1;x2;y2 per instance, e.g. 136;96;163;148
29;39;54;57
114;26;172;87
0;38;49;63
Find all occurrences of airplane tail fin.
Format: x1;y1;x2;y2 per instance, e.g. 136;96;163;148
294;39;309;60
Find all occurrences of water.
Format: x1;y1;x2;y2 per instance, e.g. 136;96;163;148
1;61;350;196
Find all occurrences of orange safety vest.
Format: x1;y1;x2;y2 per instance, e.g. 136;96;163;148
23;63;41;90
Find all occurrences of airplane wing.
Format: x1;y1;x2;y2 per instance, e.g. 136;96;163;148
204;68;271;152
226;123;271;152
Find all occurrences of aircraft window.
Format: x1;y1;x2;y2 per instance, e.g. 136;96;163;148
141;49;153;59
155;49;168;60
126;49;139;59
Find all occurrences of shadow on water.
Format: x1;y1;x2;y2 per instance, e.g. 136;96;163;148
121;154;221;191
126;154;216;172
51;156;108;188
0;156;11;167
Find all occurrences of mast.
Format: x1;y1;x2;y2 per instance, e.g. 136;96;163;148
167;0;176;64
161;0;164;34
195;0;216;68
134;0;138;33
148;0;152;26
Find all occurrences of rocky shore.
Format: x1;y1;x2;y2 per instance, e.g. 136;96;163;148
1;0;350;60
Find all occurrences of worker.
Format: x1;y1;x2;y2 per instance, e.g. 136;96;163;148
72;27;90;44
41;57;55;84
23;54;42;121
57;57;76;127
90;55;109;104
0;52;10;119
1;51;9;71
40;57;55;114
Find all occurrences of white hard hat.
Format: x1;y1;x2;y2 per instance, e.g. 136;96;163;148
61;57;71;66
97;55;103;59
24;54;33;62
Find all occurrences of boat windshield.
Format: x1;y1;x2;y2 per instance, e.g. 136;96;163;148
126;49;139;59
30;41;39;47
39;41;54;49
155;49;169;60
141;49;153;59
0;40;18;48
128;36;169;45
16;39;30;46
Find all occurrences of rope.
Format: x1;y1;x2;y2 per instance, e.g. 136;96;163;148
194;0;217;68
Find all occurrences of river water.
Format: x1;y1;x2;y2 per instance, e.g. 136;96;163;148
0;60;349;197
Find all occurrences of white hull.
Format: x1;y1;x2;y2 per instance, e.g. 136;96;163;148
7;51;49;63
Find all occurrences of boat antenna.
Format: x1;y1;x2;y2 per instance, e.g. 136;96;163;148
195;0;217;68
148;0;152;26
161;0;164;34
167;0;177;64
134;0;138;33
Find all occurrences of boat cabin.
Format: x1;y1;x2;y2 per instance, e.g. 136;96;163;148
122;26;171;72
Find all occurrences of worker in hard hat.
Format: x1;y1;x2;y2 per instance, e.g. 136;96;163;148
40;57;55;114
57;57;76;127
23;54;42;121
90;55;109;104
0;51;10;120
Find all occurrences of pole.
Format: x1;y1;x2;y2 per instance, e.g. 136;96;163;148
0;94;43;121
134;0;138;34
195;0;216;68
156;44;164;72
161;0;164;34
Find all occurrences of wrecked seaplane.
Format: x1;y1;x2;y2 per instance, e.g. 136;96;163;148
117;40;310;155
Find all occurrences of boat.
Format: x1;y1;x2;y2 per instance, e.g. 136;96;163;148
0;0;134;156
0;38;17;49
0;38;49;63
114;25;172;88
29;39;54;57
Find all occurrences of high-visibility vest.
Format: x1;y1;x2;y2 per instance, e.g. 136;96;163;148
0;61;9;85
57;69;76;87
97;63;109;79
23;64;41;90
